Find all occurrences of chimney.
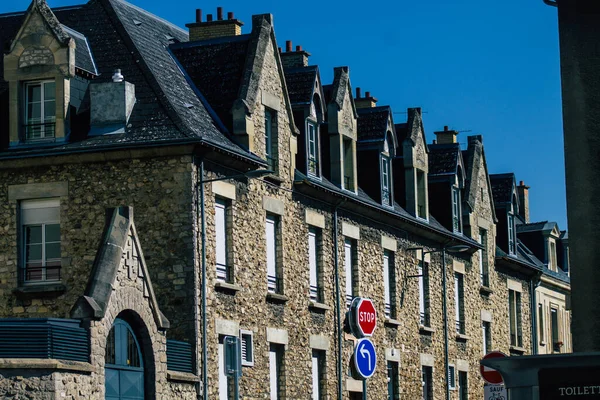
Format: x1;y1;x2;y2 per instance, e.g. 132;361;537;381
354;88;378;108
434;126;459;144
186;7;244;41
517;180;530;223
89;69;136;135
280;40;311;68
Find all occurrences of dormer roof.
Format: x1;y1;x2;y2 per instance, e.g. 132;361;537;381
462;135;497;221
356;106;397;147
328;66;358;118
517;220;560;236
490;173;518;206
284;65;318;106
427;143;464;177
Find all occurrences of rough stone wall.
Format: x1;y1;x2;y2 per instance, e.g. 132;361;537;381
0;155;196;341
0;369;95;400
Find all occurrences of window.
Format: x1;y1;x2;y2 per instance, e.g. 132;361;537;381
307;121;319;176
455;273;465;334
479;229;489;286
551;308;560;352
218;336;229;400
20;198;61;283
240;330;254;367
422;366;433;400
418;260;430;326
482;321;491;355
508;214;516;255
387;361;400;400
448;365;456;390
509;289;523;347
381;155;392;206
383;250;396;319
417;170;427;219
458;371;468;400
215;198;232;283
266;214;282;294
539;303;545;344
342;137;355;191
549;240;557;272
269;344;284;400
452;186;461;233
308;227;324;302
311;350;325;400
24;80;56;141
265;109;278;171
344;239;357;306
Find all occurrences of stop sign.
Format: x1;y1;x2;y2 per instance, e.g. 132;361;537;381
480;351;507;384
350;298;377;337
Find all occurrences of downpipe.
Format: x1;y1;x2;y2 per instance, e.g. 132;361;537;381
333;200;346;400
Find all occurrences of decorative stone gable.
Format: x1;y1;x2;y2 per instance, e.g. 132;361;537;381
3;0;75;146
117;231;151;300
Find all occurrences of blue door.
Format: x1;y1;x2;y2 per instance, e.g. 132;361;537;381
105;319;144;400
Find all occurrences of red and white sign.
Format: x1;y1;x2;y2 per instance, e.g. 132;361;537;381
480;351;507;384
354;298;377;337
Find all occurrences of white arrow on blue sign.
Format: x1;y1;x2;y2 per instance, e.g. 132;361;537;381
354;338;377;379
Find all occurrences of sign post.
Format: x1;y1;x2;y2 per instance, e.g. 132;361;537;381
348;298;378;400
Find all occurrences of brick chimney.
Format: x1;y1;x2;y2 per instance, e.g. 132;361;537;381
517;180;530;223
280;41;310;68
434;126;459;144
186;7;243;41
354;88;378;109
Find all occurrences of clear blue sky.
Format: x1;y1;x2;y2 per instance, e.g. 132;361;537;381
7;0;566;228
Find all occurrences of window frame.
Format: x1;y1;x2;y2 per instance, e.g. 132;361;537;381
479;228;489;287
342;137;355;192
239;329;254;367
265;109;278;172
422;365;433;400
269;343;284;400
344;238;358;306
509;289;523;347
311;350;325;400
307;120;320;177
452;185;462;233
23;80;56;141
387;360;400;400
381;154;392;207
455;272;465;334
266;214;282;294
308;227;323;303
215;197;232;283
458;370;468;400
551;307;560;353
418;260;430;327
383;250;396;319
448;364;457;390
416;169;427;220
508;213;516;255
482;321;491;355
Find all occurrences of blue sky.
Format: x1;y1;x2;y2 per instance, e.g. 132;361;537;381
7;0;566;228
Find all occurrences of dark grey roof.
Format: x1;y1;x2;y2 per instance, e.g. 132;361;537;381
428;143;460;176
495;240;543;272
490;173;515;205
61;24;97;75
560;230;568;240
357;106;392;142
170;35;251;132
517;220;558;234
283;65;317;106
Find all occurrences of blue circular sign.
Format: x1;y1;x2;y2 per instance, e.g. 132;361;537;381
353;338;377;379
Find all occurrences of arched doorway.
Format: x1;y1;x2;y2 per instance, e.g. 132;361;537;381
105;318;144;400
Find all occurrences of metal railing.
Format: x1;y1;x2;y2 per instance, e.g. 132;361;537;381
456;320;465;335
308;158;319;176
480;272;489;287
216;263;232;283
382;188;391;206
343;176;353;190
23;122;56;141
267;274;283;294
20;264;61;283
420;312;430;327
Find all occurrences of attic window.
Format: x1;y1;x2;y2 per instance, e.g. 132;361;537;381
133;19;142;26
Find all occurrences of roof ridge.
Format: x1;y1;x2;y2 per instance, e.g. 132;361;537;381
109;0;188;37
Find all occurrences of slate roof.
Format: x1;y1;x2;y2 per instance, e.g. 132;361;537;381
61;24;97;75
356;106;392;142
394;123;408;143
495;241;543;272
516;220;558;234
170;35;251;132
283;65;317;106
428;143;460;176
0;0;261;164
489;173;515;205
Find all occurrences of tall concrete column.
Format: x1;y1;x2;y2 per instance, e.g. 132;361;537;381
556;0;600;352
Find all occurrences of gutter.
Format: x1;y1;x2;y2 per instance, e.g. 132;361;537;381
192;154;202;399
530;272;542;355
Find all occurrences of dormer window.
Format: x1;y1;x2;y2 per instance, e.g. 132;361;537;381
508;213;516;255
452;186;461;233
307;120;319;176
24;80;56;141
417;170;427;219
548;239;557;272
265;109;278;172
342;137;355;192
381;155;391;206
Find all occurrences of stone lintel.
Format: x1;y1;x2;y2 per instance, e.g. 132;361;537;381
266;327;288;346
212;181;236;200
309;334;329;351
342;222;360;240
215;318;239;336
305;209;325;229
481;310;492;323
508;279;523;293
261;91;281;112
385;348;401;363
381;235;397;252
167;371;199;383
346;378;363;393
8;181;68;201
420;353;434;367
262;196;284;215
453;260;465;274
456;359;469;372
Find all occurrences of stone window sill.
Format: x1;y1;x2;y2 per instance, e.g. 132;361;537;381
456;333;470;342
384;318;401;328
264;174;284;185
510;345;526;354
0;359;94;374
480;285;493;295
309;301;330;312
215;281;243;294
13;282;66;298
419;325;435;335
167;371;199;383
266;292;289;303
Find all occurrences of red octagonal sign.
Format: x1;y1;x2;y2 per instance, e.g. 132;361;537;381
480;351;507;384
352;298;377;337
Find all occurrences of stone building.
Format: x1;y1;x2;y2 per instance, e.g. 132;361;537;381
0;1;570;399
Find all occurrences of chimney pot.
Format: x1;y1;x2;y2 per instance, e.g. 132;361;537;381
112;69;124;83
296;45;302;51
196;9;202;23
278;47;282;53
444;125;449;131
356;87;361;98
217;7;223;20
520;180;525;186
206;14;213;22
286;40;292;52
227;11;234;20
365;91;371;98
